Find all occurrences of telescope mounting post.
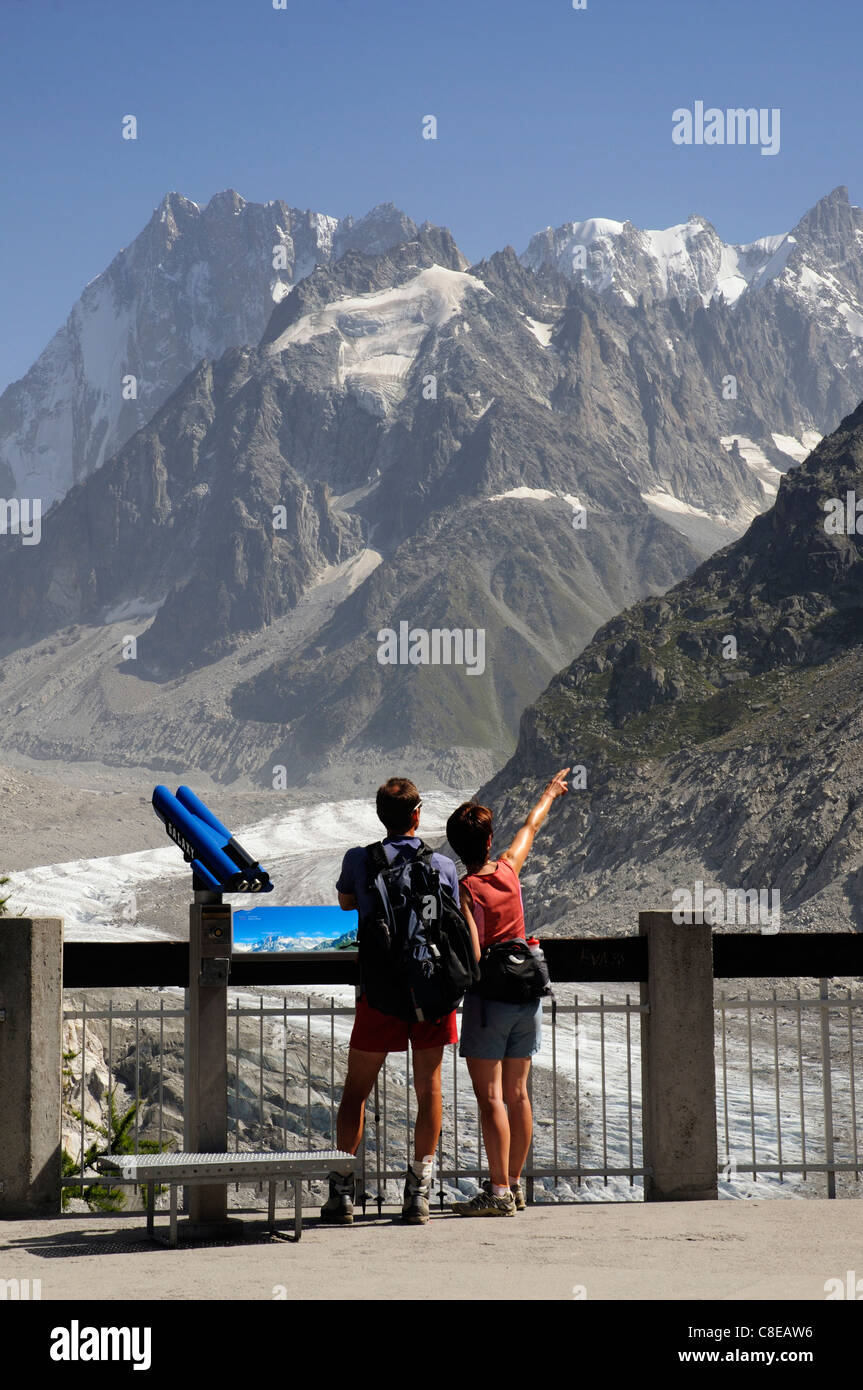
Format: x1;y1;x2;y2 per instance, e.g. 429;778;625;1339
186;884;239;1236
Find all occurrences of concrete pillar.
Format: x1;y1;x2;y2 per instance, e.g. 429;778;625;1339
639;911;718;1201
0;919;63;1215
187;897;231;1228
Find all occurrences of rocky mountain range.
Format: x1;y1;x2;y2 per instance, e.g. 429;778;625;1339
522;183;863;316
0;192;421;508
3;185;861;520
477;398;863;934
1;187;862;791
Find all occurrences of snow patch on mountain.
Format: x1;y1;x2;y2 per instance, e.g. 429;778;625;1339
640;490;747;555
489;486;557;502
487;486;584;512
102;596;165;625
770;430;822;464
721;435;783;496
714;235;792;303
330;479;381;511
267;266;490;415
747;234;797;292
837;302;863;337
771;433;808;463
523;316;555;346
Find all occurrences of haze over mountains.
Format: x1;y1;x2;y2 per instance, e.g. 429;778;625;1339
1;186;862;793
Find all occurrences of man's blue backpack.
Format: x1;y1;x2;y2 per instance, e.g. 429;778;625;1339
358;841;479;1022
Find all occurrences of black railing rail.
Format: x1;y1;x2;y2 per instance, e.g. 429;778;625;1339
62;931;863;989
713;931;863;978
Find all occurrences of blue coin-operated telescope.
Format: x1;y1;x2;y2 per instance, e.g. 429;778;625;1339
152;785;274;895
152;785;276;1230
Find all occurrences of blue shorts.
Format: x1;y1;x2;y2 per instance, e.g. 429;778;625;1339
459;992;542;1060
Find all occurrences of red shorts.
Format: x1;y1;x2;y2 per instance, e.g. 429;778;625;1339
349;994;458;1053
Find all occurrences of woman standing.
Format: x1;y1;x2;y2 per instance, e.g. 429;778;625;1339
446;769;570;1216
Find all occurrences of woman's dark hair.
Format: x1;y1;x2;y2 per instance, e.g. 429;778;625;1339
446;802;493;868
376;777;421;834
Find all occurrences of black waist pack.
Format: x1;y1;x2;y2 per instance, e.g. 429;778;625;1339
473;939;552;1005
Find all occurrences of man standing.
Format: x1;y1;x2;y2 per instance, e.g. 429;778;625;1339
321;777;461;1226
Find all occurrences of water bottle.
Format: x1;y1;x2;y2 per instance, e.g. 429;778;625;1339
526;937;551;996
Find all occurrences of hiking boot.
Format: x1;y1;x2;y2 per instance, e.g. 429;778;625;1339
401;1165;430;1224
320;1170;355;1225
482;1178;526;1210
452;1186;515;1217
478;1178;525;1212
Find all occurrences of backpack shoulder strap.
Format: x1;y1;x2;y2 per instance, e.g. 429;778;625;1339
365;841;389;887
411;842;440;885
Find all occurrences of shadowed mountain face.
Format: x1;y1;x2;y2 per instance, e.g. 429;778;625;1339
477;401;863;935
1;191;863;789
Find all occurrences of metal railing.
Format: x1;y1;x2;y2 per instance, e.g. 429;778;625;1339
59;930;863;1208
61;986;647;1206
62;997;186;1198
715;981;863;1197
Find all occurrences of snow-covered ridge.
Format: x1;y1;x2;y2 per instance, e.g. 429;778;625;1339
521;214;794;307
267;266;491;416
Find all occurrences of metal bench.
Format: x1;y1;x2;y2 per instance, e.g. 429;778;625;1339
98;1150;356;1247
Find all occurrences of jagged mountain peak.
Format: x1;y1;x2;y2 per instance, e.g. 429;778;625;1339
786;185;862;258
155;189;200;213
794;183;852;220
260;222;469;350
334;203;440;262
150;189;201;231
203;187;246;212
520;208;787;308
348;200;413;226
0;190;427;510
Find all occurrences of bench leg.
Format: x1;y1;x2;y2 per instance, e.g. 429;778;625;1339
147;1182;155;1238
169;1185;178;1248
268;1181;276;1232
294;1179;302;1241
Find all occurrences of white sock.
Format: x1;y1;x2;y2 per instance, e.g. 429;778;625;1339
491;1183;510;1198
416;1155;435;1182
508;1177;521;1188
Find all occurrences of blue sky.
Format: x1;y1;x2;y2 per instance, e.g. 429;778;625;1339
1;0;860;388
